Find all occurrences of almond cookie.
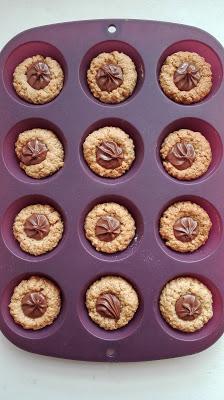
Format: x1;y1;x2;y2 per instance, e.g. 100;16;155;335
83;126;135;178
87;51;137;103
13;204;64;256
159;51;212;104
159;277;213;332
84;202;136;253
9;276;61;330
15;128;64;179
13;55;64;104
86;276;139;330
160;201;212;252
160;129;212;180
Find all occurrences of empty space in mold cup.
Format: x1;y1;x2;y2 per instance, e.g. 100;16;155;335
156;195;223;262
2;118;67;183
80;117;144;183
1;195;66;262
79;195;144;262
155;274;224;344
79;40;145;103
157;117;222;182
157;39;223;102
3;41;67;103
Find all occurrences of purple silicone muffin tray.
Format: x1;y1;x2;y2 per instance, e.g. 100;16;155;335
0;19;224;362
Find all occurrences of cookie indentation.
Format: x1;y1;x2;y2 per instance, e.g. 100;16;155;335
95;215;121;242
96;140;124;169
96;64;123;92
173;62;201;91
96;293;121;319
26;61;51;90
21;292;47;318
173;217;198;242
175;294;202;321
166;142;195;170
24;213;50;240
20;139;48;166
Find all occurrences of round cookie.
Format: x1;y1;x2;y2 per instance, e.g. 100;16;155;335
159;51;212;104
84;202;136;253
86;275;139;330
13;204;64;256
159;276;213;332
160;129;212;180
9;276;61;330
83;126;135;178
13;55;64;104
87;51;137;103
15;128;64;179
159;201;212;253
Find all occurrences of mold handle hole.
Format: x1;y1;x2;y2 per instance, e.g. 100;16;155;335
108;25;117;34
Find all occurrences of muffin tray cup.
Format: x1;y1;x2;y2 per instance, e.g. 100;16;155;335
0;19;224;362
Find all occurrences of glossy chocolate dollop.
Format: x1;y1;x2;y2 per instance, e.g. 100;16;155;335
21;292;47;318
173;217;198;242
96;293;121;319
173;62;201;91
166;142;195;170
175;294;202;321
24;213;50;240
20;139;48;166
95;215;121;242
26;61;51;90
96;63;123;92
96;141;124;169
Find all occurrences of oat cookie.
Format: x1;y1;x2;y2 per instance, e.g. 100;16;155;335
160;201;212;252
84;202;135;253
159;51;212;104
160;129;212;180
15;128;64;179
9;276;61;330
13;55;64;104
87;51;137;103
86;275;139;330
13;204;64;256
83;126;135;178
160;276;213;332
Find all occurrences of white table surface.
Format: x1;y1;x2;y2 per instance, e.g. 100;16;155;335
1;1;224;399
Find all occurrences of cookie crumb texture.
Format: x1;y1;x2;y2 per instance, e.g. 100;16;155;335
13;204;64;256
87;51;137;103
160;277;213;332
15;128;64;179
160;201;212;252
159;51;212;104
86;276;139;330
84;202;136;253
160;129;212;180
13;55;64;104
9;276;61;330
83;126;135;178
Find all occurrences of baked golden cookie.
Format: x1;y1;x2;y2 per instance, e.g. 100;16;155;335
159;201;212;253
160;129;212;180
84;202;136;253
159;51;212;104
9;276;61;330
15;128;64;179
86;275;139;330
83;126;135;178
159;277;213;332
13;204;64;256
87;51;137;103
13;55;64;104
